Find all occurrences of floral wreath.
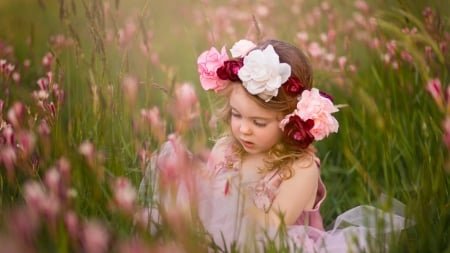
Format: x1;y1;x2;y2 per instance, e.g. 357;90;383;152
197;39;339;148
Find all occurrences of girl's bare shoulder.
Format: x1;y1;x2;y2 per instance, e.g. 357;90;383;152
290;154;320;178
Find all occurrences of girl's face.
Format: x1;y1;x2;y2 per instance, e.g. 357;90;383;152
229;84;283;155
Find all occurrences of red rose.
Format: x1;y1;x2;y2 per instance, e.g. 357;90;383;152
216;58;244;82
283;76;306;97
283;115;315;148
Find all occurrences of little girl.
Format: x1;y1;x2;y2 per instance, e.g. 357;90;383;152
140;39;407;252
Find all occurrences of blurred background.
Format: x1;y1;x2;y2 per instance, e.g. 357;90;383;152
0;0;449;252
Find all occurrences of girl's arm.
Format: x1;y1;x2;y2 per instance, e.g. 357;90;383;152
246;159;319;227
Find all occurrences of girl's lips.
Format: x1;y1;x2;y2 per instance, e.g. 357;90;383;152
241;140;254;148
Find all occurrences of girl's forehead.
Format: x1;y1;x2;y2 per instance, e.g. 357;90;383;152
229;85;280;118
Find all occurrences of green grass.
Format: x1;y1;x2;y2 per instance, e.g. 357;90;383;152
0;0;449;252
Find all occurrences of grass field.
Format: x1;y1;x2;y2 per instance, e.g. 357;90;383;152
0;0;449;252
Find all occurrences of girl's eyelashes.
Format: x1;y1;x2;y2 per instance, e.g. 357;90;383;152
253;120;267;127
231;109;268;127
231;111;241;118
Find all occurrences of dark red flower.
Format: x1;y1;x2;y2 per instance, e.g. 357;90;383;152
216;58;244;82
283;76;306;97
319;90;334;102
283;115;315;149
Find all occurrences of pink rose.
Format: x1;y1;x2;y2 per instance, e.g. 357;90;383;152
296;88;339;140
197;46;229;91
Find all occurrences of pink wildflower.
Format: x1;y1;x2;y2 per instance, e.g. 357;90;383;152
386;40;396;55
401;50;414;63
308;42;324;58
7;101;25;127
65;211;79;240
425;78;443;107
23;59;31;69
82;220;110;253
443;117;450;149
338;56;347;71
122;75;139;104
79;140;95;167
16;131;36;157
355;0;370;13
0;146;17;179
42;52;54;68
175;82;198;109
296;32;309;44
2;124;14;145
38;119;51;136
44;167;61;196
113;177;137;214
371;38;380;49
12;72;20;83
37;77;49;90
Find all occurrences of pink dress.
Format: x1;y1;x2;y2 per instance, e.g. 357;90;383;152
140;139;409;252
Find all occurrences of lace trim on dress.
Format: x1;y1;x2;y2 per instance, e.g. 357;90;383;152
248;169;283;212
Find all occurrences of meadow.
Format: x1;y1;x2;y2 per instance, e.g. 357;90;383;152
0;0;449;252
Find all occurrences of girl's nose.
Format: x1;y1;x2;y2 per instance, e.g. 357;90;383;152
239;121;252;135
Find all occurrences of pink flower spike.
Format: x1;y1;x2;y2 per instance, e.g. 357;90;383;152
38;119;51;136
82;220;110;253
23;181;47;210
12;72;20;84
2;124;14;145
425;78;443;108
113;177;137;213
175;82;198;108
386;40;396;55
23;59;31;69
16;131;36;157
37;77;49;90
296;32;309;43
5;63;15;76
338;56;347;71
46;71;53;84
443;117;450;149
79;140;95;160
45;167;61;195
197;46;229;91
42;52;54;68
1;146;17;180
0;59;6;71
401;50;414;63
7;102;25;127
122;75;139;103
308;42;323;58
355;0;370;13
65;211;79;240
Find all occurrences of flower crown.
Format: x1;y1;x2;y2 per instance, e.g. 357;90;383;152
197;39;339;148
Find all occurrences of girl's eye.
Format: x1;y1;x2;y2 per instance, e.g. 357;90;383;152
231;111;241;118
253;121;267;127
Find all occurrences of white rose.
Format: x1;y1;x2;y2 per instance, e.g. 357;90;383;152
230;39;257;57
238;45;291;102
